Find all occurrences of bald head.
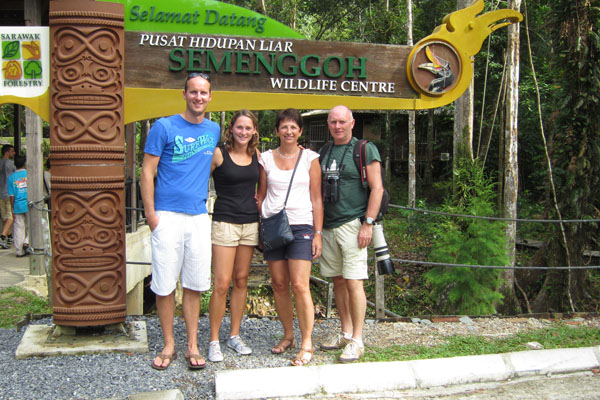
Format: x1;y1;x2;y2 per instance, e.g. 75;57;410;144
327;105;355;145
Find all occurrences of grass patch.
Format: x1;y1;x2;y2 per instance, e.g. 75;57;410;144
362;323;600;362
0;287;51;329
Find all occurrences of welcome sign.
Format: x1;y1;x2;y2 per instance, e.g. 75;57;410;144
0;0;521;123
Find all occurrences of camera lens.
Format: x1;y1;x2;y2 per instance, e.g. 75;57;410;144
372;223;394;275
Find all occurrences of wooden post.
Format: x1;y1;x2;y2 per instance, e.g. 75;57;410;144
326;282;334;319
49;0;126;326
24;0;46;276
375;260;385;319
25;110;45;275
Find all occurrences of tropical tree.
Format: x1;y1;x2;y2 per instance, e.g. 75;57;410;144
528;0;600;312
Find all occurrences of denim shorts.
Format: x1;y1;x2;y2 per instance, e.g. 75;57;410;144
263;224;314;261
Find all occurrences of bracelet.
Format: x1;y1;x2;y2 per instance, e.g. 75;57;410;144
314;230;322;235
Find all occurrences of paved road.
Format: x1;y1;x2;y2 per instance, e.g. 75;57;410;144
0;246;29;289
278;372;600;399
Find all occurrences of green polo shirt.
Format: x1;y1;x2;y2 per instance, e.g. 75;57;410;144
320;137;381;229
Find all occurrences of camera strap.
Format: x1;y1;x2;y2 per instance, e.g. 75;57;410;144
323;141;351;173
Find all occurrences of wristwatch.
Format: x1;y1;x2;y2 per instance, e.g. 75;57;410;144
364;217;374;225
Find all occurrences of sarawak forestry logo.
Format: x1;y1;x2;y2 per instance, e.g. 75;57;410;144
2;33;43;84
0;27;49;97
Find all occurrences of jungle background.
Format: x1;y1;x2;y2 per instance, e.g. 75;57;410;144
1;0;599;317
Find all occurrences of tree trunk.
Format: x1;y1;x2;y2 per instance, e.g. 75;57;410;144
425;110;434;185
407;0;416;207
256;0;266;15
453;0;474;182
497;0;522;314
137;120;149;164
496;75;506;212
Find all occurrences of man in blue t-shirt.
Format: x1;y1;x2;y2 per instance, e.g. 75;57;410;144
141;73;220;371
7;155;28;257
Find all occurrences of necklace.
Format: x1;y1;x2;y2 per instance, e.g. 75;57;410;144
276;147;299;159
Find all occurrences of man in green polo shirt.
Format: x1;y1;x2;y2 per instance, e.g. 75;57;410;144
318;105;384;362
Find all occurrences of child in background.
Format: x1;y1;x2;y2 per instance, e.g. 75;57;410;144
7;155;29;257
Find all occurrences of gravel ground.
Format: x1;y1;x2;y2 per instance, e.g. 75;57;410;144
1;315;599;400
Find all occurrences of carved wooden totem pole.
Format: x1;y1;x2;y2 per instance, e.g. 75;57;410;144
49;0;126;326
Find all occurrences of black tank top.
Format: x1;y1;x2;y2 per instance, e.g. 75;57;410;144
212;146;260;224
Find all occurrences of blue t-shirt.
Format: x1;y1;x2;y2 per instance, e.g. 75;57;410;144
144;114;220;215
7;169;28;214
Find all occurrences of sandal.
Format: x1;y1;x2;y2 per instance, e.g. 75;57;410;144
185;353;206;370
271;337;295;354
291;348;314;366
151;352;177;370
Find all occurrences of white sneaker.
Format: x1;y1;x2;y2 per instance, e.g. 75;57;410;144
338;340;364;363
208;341;224;362
227;335;252;355
320;332;351;351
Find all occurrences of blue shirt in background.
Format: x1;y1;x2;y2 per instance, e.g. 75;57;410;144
7;169;27;214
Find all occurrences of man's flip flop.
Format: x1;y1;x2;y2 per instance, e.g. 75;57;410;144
151;352;177;370
185;353;206;370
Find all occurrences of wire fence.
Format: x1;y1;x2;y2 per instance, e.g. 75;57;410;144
390;204;600;223
31;200;596;272
383;203;600;271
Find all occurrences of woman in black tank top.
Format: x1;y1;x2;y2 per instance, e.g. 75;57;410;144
207;110;260;362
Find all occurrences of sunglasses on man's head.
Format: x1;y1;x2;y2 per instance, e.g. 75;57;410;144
186;72;211;82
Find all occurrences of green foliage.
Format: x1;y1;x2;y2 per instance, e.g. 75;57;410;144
0;104;14;136
425;159;507;315
516;191;550;241
548;1;600;225
0;287;51;328
362;322;600;362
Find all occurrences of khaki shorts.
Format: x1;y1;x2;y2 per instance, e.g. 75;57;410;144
320;218;368;280
211;220;259;247
0;198;12;221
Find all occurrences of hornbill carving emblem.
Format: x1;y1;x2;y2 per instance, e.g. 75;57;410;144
418;46;454;93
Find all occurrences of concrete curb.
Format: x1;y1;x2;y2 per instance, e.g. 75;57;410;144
214;346;600;400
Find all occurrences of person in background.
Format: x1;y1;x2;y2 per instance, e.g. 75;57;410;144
318;105;384;363
0;144;16;249
207;110;260;362
257;108;323;366
7;155;28;257
43;158;51;211
141;73;219;371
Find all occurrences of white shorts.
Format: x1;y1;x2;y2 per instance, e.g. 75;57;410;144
320;218;368;280
150;211;212;296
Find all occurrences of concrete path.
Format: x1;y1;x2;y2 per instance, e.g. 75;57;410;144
0;244;30;289
214;346;600;400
